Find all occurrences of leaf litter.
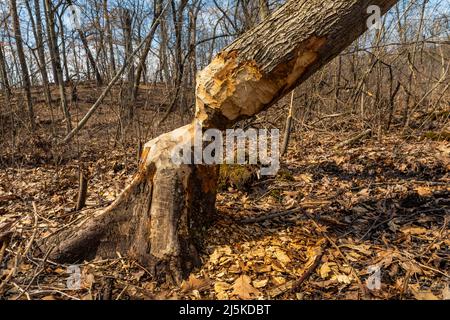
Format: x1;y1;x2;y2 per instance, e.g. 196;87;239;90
0;127;448;300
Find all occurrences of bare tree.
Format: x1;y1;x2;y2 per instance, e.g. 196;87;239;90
103;0;116;79
44;0;72;134
0;44;11;98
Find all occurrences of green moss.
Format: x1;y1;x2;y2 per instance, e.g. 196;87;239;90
424;131;450;141
269;189;282;201
218;164;256;191
277;168;294;181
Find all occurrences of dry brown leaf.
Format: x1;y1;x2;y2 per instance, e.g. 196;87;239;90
332;274;352;284
214;281;231;293
252;247;266;258
252;279;269;288
181;274;210;292
358;188;370;197
410;284;439;300
232;275;261;300
272;276;287;286
442;284;450;300
274;249;291;264
399;261;423;275
295;173;313;183
416;186;433;197
400;226;427;235
319;262;335;279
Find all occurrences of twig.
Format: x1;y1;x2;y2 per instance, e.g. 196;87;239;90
268;239;328;298
306;213;370;299
116;285;129;300
14;245;56;300
239;201;331;224
28;288;81;300
11;282;31;300
281;90;295;156
23;202;39;258
0;232;11;265
0;248;21;293
240;207;303;224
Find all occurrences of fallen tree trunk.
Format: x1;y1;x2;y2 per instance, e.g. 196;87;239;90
44;0;398;283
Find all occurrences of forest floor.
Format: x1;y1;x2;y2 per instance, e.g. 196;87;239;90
0;84;449;300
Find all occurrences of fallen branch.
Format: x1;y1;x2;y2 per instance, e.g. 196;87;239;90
334;129;372;149
239;208;303;224
239;201;331;224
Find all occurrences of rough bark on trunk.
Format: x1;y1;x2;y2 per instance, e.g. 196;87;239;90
132;0;163;100
44;0;398;283
48;125;218;283
103;0;116;79
44;0;72;134
32;0;53;114
10;0;35;130
0;46;10;97
67;0;103;86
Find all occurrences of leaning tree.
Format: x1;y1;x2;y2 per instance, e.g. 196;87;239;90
44;0;398;283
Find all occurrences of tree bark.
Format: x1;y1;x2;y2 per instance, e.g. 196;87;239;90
10;0;35;130
31;0;53;113
120;8;135;119
132;0;163;100
44;0;72;134
44;0;59;85
258;0;270;20
44;0;398;283
0;45;11;98
67;0;103;86
103;0;116;79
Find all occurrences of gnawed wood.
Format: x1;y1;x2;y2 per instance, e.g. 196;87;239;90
46;122;218;283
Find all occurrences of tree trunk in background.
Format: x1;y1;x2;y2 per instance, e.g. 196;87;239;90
0;46;11;98
57;12;71;84
187;2;200;87
44;0;59;85
158;7;170;83
32;0;53;113
44;0;399;284
78;30;103;86
103;0;116;79
120;8;135;119
67;0;103;86
44;0;72;134
10;0;35;130
258;0;270;20
132;0;163;100
172;0;188;111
